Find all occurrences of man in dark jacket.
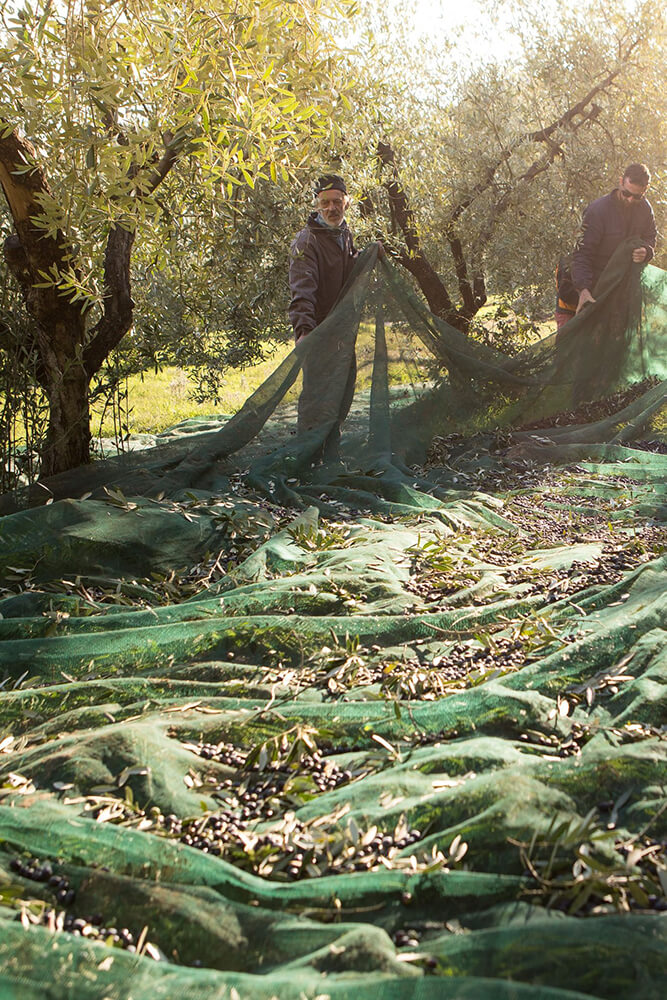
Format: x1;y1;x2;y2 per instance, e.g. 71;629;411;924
289;174;356;342
289;174;358;457
556;164;657;328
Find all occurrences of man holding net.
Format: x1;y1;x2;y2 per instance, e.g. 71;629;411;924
288;174;358;461
556;164;657;329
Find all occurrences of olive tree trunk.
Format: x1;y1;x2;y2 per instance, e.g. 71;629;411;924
1;127;136;478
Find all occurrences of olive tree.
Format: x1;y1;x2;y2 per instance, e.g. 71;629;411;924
341;0;665;329
0;0;354;476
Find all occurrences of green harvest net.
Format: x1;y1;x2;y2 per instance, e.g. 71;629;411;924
0;239;665;999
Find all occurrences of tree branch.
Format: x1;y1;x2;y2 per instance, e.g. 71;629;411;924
83;221;135;376
376;141;457;322
84;132;188;375
474;103;602;254
447;42;640;228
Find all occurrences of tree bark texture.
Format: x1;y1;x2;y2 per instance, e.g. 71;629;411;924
0;125;137;476
0;128;92;474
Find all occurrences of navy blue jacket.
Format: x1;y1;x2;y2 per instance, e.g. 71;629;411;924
571;190;657;293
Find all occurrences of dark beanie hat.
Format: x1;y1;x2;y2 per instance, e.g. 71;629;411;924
315;174;347;195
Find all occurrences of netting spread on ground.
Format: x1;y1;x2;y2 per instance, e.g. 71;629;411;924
0;241;665;999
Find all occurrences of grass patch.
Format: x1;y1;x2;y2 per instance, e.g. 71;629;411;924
94;322;434;440
94;344;296;438
2;320;436;447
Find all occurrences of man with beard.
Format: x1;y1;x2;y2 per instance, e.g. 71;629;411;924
288;174;358;460
555;163;657;329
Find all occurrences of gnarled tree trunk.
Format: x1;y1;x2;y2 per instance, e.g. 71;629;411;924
0;132;93;476
1;126;137;478
40;352;91;478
